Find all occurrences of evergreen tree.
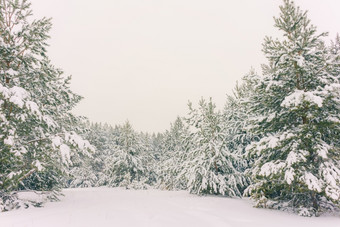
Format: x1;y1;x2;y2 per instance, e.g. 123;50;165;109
223;71;260;171
138;131;157;186
157;116;190;190
0;0;92;211
245;0;340;216
105;121;148;189
66;121;100;188
88;123;117;186
150;132;165;162
180;98;246;196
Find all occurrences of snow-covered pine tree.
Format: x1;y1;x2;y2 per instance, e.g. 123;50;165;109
66;121;103;188
0;0;92;211
139;131;158;186
86;123;118;187
68;154;97;188
105;121;148;189
223;71;260;170
157;116;190;190
150;132;165;162
221;71;261;193
180;98;246;196
245;0;340;216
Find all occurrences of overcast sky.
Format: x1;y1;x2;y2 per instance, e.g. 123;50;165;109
29;0;340;133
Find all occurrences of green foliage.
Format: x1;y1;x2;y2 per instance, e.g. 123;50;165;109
245;0;340;216
178;98;247;196
156;116;191;190
0;0;92;211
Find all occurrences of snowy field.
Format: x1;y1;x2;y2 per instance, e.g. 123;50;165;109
0;188;339;227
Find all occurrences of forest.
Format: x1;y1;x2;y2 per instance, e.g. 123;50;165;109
0;0;340;218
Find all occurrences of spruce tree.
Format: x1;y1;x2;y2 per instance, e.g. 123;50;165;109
245;0;340;216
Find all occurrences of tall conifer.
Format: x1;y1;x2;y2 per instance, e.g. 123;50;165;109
245;0;340;216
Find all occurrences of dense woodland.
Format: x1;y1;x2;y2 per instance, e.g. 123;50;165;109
1;0;340;217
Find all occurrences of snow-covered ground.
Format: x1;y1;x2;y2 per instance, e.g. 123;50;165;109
0;187;339;227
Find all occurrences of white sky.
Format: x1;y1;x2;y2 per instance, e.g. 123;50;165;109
29;0;340;133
